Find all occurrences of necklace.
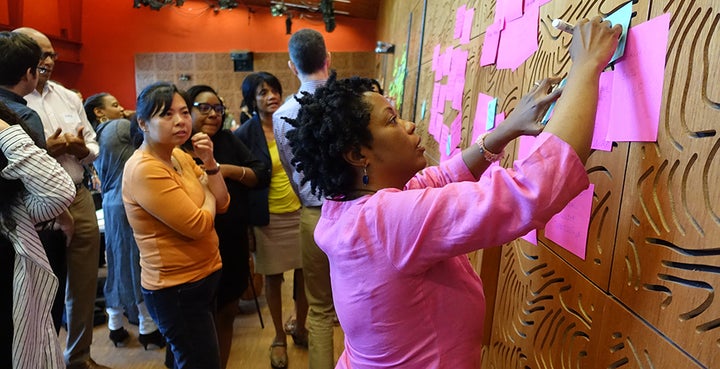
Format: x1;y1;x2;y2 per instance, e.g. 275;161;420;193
170;156;182;174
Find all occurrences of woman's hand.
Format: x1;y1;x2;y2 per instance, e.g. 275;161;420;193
570;16;622;72
191;132;217;168
506;77;564;137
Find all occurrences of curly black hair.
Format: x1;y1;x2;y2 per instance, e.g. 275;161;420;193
285;72;375;200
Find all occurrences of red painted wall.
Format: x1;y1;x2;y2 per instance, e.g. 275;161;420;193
78;1;376;108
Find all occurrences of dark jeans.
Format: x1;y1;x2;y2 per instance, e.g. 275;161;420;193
38;229;67;333
0;234;14;369
143;270;221;369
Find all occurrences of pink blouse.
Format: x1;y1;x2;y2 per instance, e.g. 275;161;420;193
314;133;590;368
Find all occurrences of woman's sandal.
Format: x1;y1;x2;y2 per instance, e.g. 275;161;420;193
270;341;288;369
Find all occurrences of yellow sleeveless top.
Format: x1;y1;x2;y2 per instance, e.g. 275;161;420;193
267;139;301;214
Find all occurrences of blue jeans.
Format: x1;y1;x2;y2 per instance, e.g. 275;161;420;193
143;270;221;369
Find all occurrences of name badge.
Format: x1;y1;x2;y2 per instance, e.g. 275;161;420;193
63;113;80;125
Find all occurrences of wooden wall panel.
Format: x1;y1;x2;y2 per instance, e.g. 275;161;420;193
414;52;442;164
134;51;375;125
483;240;704;369
608;1;720;367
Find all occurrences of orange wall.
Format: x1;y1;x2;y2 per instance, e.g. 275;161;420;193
21;0;376;109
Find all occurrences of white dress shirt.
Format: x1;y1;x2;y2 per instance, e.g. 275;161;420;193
25;81;99;184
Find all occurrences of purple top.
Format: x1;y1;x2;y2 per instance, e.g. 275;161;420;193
314;133;590;368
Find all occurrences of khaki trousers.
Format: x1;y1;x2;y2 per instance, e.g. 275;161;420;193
64;187;101;365
300;206;337;369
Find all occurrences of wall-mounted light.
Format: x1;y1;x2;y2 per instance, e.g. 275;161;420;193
375;41;395;54
271;2;288;16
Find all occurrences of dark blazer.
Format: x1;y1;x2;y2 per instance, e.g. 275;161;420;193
233;115;272;226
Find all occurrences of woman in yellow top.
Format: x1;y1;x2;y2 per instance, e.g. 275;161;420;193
122;82;230;369
234;72;308;369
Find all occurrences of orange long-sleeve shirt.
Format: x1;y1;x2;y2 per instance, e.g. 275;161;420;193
122;148;229;290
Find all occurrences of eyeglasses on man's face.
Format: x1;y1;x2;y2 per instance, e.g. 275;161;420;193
41;52;59;61
193;102;225;115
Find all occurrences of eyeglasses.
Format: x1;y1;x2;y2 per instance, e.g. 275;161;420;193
193;102;225;115
37;66;49;75
41;52;58;61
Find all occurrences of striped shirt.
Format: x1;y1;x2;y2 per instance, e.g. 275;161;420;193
0;125;75;369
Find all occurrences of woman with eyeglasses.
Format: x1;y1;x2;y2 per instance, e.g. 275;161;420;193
122;82;230;369
83;93;165;351
234;72;308;369
185;85;270;369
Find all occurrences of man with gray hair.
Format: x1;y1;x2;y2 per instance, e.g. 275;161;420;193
273;28;337;369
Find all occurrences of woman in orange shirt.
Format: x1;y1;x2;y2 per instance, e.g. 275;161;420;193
122;82;229;369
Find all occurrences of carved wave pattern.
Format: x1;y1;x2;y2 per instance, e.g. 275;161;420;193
610;1;720;366
484;242;600;368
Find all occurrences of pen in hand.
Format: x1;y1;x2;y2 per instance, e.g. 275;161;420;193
552;19;574;34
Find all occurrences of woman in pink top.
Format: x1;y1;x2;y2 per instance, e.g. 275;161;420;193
284;18;621;368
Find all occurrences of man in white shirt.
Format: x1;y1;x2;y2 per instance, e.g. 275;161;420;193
14;27;109;369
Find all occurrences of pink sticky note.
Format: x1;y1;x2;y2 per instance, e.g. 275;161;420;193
451;78;465;111
521;229;537;245
461;7;475;45
503;0;524;21
428;110;440;137
437;124;450;160
431;83;442;113
472;93;494;142
450;113;463;150
436;84;447;114
545;184;594;260
454;5;466;40
442;46;454;78
480;21;503;66
431;44;441;73
592;71;614;151
607;13;670;142
524;0;552;12
451;48;468;80
431;112;444;143
494;0;506;23
496;4;539;71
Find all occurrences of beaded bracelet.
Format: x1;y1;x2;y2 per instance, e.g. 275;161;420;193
475;132;506;162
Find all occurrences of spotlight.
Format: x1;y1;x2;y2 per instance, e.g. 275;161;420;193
375;41;395;54
271;3;287;16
